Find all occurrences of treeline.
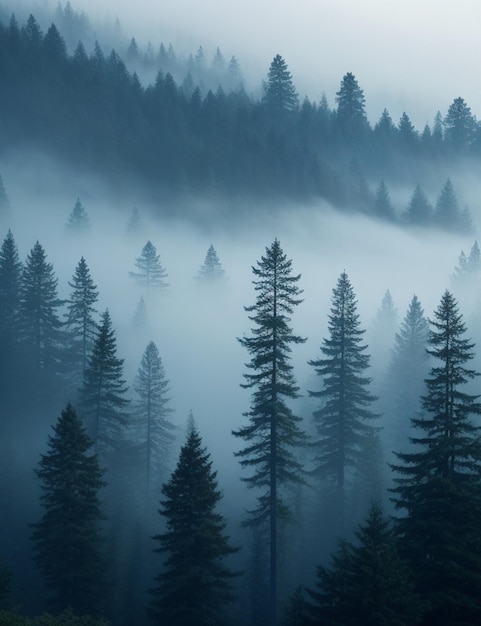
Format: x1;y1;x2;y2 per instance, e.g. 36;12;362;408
0;12;479;229
2;219;481;624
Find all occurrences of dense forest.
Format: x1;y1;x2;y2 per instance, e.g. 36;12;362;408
2;2;481;626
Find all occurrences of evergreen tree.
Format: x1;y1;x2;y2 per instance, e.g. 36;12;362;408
369;289;398;383
452;240;481;286
397;112;418;150
79;310;129;455
262;54;298;115
281;586;309;626
149;421;238;625
335;72;368;136
444;96;477;151
405;183;432;225
66;198;90;233
373;180;395;220
233;239;306;625
134;341;175;493
129;241;168;290
0;230;22;358
0;174;10;222
31;404;106;615
434;178;466;232
19;241;63;373
126;206;141;235
65;257;98;383
392;290;481;625
308;272;378;522
196;244;226;283
305;503;420;626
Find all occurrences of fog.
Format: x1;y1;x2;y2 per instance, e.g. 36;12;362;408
12;0;481;127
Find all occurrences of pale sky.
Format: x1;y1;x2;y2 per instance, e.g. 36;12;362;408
23;0;481;128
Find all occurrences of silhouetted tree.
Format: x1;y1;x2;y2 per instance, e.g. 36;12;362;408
305;503;420;626
434;178;469;232
405;183;432;225
66;198;90;233
263;54;298;115
373;180;395;220
134;341;175;492
444;96;477;151
31;404;106;615
129;241;168;290
196;244;226;283
392;290;481;625
233;239;306;625
0;230;22;359
308;272;378;524
335;72;368;137
149;421;238;625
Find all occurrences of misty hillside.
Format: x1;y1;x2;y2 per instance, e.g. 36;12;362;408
0;7;480;230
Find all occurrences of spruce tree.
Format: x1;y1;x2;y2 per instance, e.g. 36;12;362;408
262;54;298;115
392;290;481;625
79;310;129;455
196;244;226;283
305;503;420;626
65;257;99;384
134;341;175;493
233;238;306;625
31;404;106;615
66;198;90;232
308;272;379;522
373;180;395;220
0;230;22;361
149;421;238;626
129;241;168;290
405;183;432;225
335;72;368;136
434;178;466;232
19;241;63;373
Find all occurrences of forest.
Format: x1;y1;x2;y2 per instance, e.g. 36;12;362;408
2;2;481;626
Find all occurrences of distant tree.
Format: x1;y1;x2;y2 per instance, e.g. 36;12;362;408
374;108;396;138
64;257;98;383
444;96;477;151
0;230;22;359
233;239;306;625
126;206;141;235
131;295;148;329
79;310;129;455
405;183;432;225
397;112;418;150
263;54;298;115
305;502;420;626
335;72;368;136
373;180;395;220
369;289;399;382
149;421;238;625
452;240;481;286
134;341;175;492
0;174;10;221
308;272;379;523
196;244;226;283
392;290;481;625
225;55;243;90
129;241;168;291
66;198;90;233
19;241;63;372
434;178;469;232
31;404;106;615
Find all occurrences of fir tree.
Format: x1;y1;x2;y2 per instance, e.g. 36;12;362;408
196;244;226;283
308;272;379;523
233;239;306;625
305;503;420;626
373;180;395;220
392;290;481;625
262;54;298;115
335;72;368;136
134;341;175;493
0;230;22;358
129;241;168;290
66;198;90;233
444;96;477;151
405;183;432;225
149;421;238;625
434;178;468;232
31;404;106;615
79;310;129;455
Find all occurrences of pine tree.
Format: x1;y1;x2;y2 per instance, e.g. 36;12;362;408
305;503;420;626
31;404;106;615
79;310;129;455
149;421;238;625
262;54;298;115
373;180;395;220
134;341;175;493
129;241;168;290
308;272;379;522
0;230;22;358
369;289;398;384
452;240;481;286
434;178;465;232
444;96;477;151
66;198;90;233
233;239;306;625
65;257;99;384
19;241;63;373
392;290;481;625
335;72;368;136
196;244;226;283
405;183;432;225
0;173;10;222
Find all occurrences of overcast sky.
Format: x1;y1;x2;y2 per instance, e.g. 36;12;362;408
20;0;481;128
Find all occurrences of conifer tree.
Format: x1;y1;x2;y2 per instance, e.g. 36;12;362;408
65;257;98;383
126;206;141;235
452;240;481;286
308;272;379;522
66;198;90;232
369;289;398;384
149;421;238;626
405;183;432;225
233;239;306;625
134;341;175;492
392;290;481;625
19;241;63;373
31;404;106;615
0;173;10;222
196;244;226;283
263;54;298;115
129;241;168;290
0;230;22;358
373;180;395;220
335;72;368;136
444;96;477;151
79;310;129;455
434;178;467;232
305;503;420;626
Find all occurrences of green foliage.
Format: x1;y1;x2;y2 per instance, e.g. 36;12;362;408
305;503;420;626
31;404;107;615
150;423;238;626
